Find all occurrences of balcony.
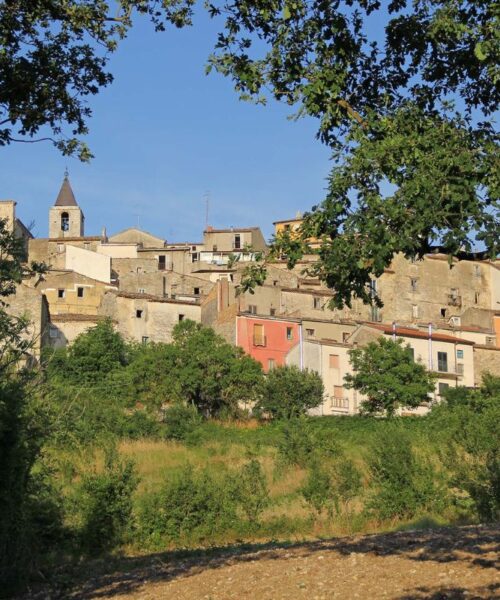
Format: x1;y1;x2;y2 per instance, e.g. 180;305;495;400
253;335;267;347
331;397;349;410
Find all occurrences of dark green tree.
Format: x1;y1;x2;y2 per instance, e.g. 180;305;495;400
344;337;435;417
259;364;324;419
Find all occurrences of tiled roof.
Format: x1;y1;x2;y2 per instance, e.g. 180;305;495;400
364;322;475;345
54;176;78;207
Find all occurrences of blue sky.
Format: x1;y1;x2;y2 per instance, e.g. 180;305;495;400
0;10;331;243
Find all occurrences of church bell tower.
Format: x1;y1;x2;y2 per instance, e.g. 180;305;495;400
49;172;84;238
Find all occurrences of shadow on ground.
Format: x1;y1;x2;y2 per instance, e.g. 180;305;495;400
21;523;499;599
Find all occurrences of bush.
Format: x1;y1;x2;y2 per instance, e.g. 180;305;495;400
276;418;341;468
77;448;138;554
367;426;445;520
258;365;324;420
236;458;270;524
138;464;238;546
163;403;202;441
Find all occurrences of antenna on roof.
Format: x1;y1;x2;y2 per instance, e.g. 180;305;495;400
64;166;69;178
203;191;210;229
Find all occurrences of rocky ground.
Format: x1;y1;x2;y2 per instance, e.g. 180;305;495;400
23;524;499;599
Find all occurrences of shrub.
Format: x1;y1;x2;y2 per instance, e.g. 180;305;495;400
276;418;318;468
163;402;202;441
138;464;238;546
77;448;138;553
236;459;270;524
258;365;324;420
367;426;445;520
301;462;333;516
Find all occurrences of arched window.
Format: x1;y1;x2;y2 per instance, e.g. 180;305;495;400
61;212;69;232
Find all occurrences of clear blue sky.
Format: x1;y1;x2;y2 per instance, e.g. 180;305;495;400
0;9;331;243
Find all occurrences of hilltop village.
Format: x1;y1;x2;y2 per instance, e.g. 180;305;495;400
3;175;500;415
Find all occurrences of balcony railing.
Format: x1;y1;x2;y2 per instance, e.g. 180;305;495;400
253;335;267;347
331;397;349;409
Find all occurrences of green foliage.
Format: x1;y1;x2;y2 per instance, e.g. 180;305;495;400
430;378;500;521
345;338;435;417
259;365;324;420
76;448;138;554
236;458;270;524
138;464;238;547
367;427;445;521
163;402;202;441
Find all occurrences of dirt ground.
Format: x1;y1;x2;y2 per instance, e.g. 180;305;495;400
24;524;499;600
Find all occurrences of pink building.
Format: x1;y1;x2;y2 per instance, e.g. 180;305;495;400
237;314;301;372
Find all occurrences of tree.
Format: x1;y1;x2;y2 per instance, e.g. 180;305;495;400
171;320;264;417
2;2;498;303
258;364;324;419
344;337;435;417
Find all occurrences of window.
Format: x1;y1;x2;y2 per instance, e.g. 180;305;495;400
438;382;450;397
270;308;276;316
486;336;496;346
410;278;418;292
49;326;59;339
407;347;415;361
437;351;448;372
84;242;90;250
248;304;257;315
306;328;315;337
412;305;419;319
193;287;200;295
61;212;69;232
139;288;147;294
456;363;464;375
77;287;84;298
191;252;199;263
136;309;143;318
334;385;344;398
178;314;185;322
212;245;217;251
329;354;339;369
268;358;275;370
284;224;291;231
57;289;65;299
313;297;321;309
474;265;481;277
158;255;166;270
457;349;464;359
342;332;350;343
286;327;293;341
57;243;64;253
474;292;480;304
234;234;241;250
440;308;447;318
253;323;266;346
142;336;149;344
273;280;278;287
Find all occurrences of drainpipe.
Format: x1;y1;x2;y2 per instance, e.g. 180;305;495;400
235;315;239;347
392;321;396;342
299;321;304;371
428;322;433;371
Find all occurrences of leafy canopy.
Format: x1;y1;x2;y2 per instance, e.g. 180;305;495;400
1;1;498;303
344;337;436;416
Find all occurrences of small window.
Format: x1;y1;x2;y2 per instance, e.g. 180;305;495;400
158;255;166;270
457;349;464;359
286;327;293;341
437;351;448;372
342;332;350;343
57;289;65;299
412;305;419;319
268;358;275;370
49;326;59;339
306;328;315;337
407;347;415;361
178;314;185;322
456;363;464;375
234;234;241;250
212;245;217;252
142;336;149;344
84;242;90;250
474;292;480;304
191;252;199;263
284;224;291;231
77;287;84;298
138;288;146;294
313;297;321;309
410;278;418;292
193;287;200;295
57;243;64;253
273;280;278;287
329;354;339;369
248;304;257;315
334;386;344;398
440;308;447;318
270;308;276;316
136;309;143;318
